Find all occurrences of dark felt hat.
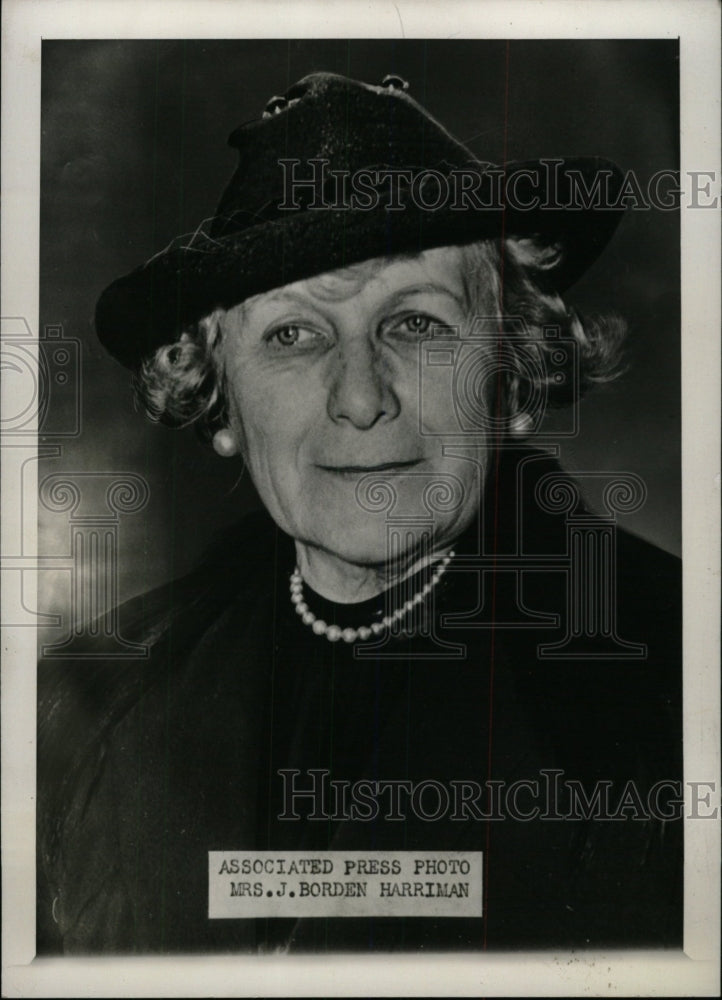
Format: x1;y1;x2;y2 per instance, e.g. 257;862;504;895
95;71;626;370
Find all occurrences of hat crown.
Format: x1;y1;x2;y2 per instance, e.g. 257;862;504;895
214;71;468;236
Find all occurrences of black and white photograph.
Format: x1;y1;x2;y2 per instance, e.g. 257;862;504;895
1;1;720;996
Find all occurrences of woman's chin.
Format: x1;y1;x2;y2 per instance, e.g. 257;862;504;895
306;522;438;570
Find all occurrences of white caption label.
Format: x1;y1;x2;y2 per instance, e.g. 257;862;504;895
209;850;482;918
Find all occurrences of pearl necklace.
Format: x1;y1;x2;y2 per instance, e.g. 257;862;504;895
290;552;455;643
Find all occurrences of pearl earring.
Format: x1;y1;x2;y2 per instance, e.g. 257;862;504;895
509;412;534;439
212;428;240;457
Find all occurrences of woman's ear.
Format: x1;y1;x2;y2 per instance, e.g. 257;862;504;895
212;428;241;457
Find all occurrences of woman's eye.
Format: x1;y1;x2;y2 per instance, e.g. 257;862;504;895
267;324;322;349
403;314;432;334
389;313;446;339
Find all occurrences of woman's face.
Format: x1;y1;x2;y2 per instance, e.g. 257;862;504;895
219;245;497;566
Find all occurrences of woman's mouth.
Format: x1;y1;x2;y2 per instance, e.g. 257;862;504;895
318;459;423;475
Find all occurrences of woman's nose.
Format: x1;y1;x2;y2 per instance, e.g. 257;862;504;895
326;339;400;429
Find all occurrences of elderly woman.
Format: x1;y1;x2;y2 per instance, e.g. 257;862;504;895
38;73;682;954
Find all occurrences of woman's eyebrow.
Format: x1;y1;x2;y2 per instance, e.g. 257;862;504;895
251;281;467;312
251;289;313;308
381;283;466;310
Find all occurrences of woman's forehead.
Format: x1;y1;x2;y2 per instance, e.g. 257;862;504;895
244;244;486;310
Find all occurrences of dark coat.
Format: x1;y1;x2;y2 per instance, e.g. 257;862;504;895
37;449;683;954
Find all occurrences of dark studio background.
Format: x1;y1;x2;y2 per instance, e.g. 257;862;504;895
38;39;680;629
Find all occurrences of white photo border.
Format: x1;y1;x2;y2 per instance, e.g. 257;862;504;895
2;0;719;996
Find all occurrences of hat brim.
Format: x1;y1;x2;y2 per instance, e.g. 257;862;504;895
96;156;625;370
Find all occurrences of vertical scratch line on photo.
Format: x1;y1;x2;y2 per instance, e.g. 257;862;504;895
484;37;512;951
